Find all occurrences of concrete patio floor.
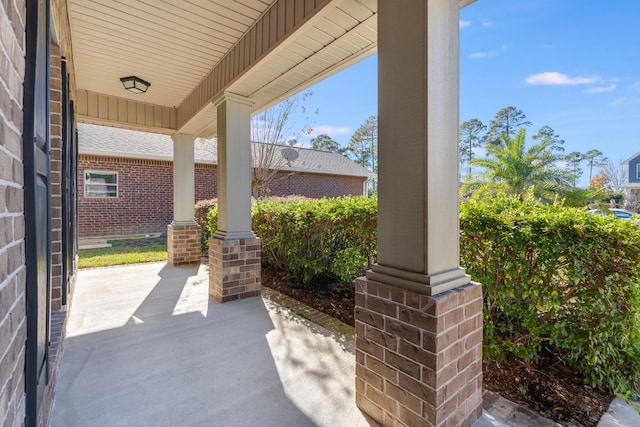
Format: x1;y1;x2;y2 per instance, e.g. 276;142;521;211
51;262;368;427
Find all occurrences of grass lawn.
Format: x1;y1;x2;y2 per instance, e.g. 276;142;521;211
79;236;168;268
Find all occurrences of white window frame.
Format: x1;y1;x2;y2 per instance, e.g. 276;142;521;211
636;163;640;179
84;170;118;198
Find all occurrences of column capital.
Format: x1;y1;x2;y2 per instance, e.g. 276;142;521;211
171;133;197;143
213;92;255;108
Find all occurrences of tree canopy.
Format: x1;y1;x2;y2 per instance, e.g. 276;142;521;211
465;129;571;202
459;118;486;180
310;134;343;153
483;106;532;147
348;115;378;173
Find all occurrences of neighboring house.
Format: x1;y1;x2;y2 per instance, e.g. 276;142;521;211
77;123;369;238
622;152;640;205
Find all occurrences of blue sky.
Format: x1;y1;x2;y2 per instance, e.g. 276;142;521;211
278;0;640;187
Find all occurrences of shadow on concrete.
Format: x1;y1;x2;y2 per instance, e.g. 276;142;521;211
51;262;365;426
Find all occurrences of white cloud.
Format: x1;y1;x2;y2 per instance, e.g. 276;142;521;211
481;19;493;27
631;82;640;90
469;45;509;59
609;97;640;106
525;72;600;85
309;125;351;137
460;19;471;28
584;84;616;94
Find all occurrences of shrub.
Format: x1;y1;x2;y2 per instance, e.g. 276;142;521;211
206;196;377;285
195;199;217;254
460;196;640;394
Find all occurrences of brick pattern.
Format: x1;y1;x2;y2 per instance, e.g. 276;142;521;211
167;224;201;265
208;237;261;302
78;155;365;238
355;278;483;427
49;45;63;311
263;170;365;199
78;155;175;238
0;0;27;425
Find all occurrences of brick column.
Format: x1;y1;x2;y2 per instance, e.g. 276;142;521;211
168;134;200;265
355;278;483;427
360;1;483;425
208;237;261;302
209;93;261;302
167;223;201;265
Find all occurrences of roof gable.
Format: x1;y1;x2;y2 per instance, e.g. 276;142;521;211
622;152;640;166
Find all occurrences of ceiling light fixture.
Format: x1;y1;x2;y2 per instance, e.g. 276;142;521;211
120;76;150;94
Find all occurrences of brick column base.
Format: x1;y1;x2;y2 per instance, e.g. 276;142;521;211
209;237;261;302
167;224;201;265
355;277;483;427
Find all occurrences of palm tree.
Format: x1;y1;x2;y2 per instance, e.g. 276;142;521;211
464;129;571;202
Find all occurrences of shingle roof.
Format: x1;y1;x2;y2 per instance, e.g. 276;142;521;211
77;123;370;178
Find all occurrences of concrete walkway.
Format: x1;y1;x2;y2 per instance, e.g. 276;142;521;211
51;262;638;427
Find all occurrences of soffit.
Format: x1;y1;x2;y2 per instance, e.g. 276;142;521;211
68;0;273;108
69;0;474;135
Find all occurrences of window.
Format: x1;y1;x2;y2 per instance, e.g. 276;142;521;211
84;170;118;198
637;164;640;179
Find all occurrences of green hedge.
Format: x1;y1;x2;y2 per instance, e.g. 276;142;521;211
460;196;640;394
195;199;217;254
207;196;377;285
200;194;640;394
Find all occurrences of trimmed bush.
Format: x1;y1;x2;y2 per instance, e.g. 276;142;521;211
195;199;217;253
199;194;640;394
206;196;377;285
460;196;640;394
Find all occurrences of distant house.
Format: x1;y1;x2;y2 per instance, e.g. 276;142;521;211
78;123;369;238
622;152;640;205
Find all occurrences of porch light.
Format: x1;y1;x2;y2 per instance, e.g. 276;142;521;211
119;76;150;94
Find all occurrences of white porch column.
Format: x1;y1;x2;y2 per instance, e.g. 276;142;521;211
167;134;200;265
172;134;197;226
209;92;261;302
213;92;255;240
355;1;483;426
367;0;468;295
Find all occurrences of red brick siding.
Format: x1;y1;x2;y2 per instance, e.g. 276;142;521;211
195;163;217;201
79;155;366;238
0;0;27;425
267;171;365;198
79;155;174;237
50;45;63;311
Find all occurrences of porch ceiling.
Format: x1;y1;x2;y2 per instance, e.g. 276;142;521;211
68;0;473;137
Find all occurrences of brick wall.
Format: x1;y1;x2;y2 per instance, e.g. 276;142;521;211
267;171;365;198
79;156;175;237
0;0;27;425
50;45;63;311
79;155;366;238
